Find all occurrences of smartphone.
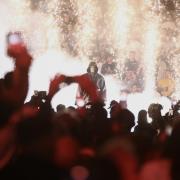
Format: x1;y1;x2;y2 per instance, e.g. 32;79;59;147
7;32;23;45
34;90;39;96
34;90;47;99
38;91;47;99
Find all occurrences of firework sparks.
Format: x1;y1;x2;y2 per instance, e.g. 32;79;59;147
74;0;98;59
143;20;160;97
0;0;179;112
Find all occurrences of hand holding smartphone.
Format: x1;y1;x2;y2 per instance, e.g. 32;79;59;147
6;31;32;69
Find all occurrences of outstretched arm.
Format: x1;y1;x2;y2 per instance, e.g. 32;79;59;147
47;74;102;104
47;74;66;101
0;44;32;106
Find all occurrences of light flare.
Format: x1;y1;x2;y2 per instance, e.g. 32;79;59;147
75;0;99;58
143;19;160;98
111;0;131;49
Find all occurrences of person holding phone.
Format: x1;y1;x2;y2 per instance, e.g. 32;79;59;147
0;32;32;127
0;32;33;169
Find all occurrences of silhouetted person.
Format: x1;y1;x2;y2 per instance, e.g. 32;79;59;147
111;109;135;136
134;109;156;137
148;103;165;132
101;54;117;75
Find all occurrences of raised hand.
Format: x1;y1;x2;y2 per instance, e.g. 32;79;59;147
48;74;66;100
7;43;32;71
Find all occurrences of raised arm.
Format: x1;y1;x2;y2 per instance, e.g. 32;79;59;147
0;43;32;106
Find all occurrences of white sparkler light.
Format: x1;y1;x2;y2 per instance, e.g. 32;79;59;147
143;20;160;98
0;0;179;113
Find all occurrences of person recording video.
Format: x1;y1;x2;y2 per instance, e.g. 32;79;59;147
0;31;32;127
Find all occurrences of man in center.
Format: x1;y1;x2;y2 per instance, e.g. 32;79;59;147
76;62;106;106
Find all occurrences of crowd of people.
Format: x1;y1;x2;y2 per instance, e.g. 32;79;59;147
0;40;180;180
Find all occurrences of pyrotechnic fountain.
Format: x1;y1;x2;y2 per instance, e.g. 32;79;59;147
0;0;179;115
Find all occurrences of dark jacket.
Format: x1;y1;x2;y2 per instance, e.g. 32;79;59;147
76;62;106;105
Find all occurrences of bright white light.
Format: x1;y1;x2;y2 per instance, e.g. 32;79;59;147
27;50;88;109
147;115;153;124
126;92;171;121
75;98;85;107
127;93;150;121
111;0;131;49
0;0;178;115
104;75;121;105
143;20;160;98
75;0;98;58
